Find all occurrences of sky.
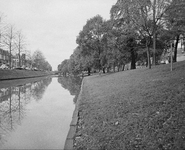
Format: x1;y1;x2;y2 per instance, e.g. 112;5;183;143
0;0;117;70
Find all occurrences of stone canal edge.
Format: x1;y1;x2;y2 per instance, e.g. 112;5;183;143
64;78;84;150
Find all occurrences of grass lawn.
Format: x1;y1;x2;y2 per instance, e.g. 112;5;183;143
74;61;185;150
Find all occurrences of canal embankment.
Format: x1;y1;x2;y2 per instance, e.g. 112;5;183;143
71;61;185;150
64;79;84;150
0;69;52;81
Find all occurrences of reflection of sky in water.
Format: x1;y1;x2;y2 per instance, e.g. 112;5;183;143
0;77;75;149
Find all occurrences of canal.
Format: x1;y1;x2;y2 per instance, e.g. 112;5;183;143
0;76;82;149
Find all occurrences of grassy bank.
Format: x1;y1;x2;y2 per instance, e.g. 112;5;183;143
0;69;51;81
74;61;185;150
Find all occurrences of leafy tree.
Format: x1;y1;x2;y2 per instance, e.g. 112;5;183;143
111;0;171;68
58;59;69;76
151;0;171;65
32;50;45;69
76;15;105;73
164;0;185;62
68;47;83;75
32;50;51;71
110;0;139;69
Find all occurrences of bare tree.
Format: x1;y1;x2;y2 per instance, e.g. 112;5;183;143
15;30;26;67
25;49;32;68
3;25;16;68
0;13;6;49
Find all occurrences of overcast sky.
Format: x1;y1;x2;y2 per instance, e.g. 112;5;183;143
0;0;116;70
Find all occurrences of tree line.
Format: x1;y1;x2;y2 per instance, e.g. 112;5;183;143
58;0;185;76
0;13;52;71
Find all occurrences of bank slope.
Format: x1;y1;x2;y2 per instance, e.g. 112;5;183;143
0;69;51;80
74;61;185;150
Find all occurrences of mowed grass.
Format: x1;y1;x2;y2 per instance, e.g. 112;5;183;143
74;61;185;150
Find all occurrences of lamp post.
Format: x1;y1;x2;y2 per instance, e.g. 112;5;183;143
170;41;174;71
183;36;185;52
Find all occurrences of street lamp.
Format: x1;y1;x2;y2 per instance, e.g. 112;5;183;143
183;36;185;52
170;40;174;71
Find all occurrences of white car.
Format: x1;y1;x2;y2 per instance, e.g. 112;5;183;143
0;64;9;69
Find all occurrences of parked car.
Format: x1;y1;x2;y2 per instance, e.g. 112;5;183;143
0;64;9;69
33;67;38;71
14;67;24;70
25;67;31;70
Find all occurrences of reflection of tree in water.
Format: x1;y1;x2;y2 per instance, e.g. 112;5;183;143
31;77;52;101
58;76;82;103
0;77;52;146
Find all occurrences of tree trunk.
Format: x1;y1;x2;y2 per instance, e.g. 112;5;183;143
147;46;151;69
107;67;110;73
153;32;156;65
9;44;12;69
103;67;105;73
173;35;180;62
122;64;125;71
130;49;136;69
87;67;91;76
152;0;156;66
113;63;115;72
19;52;21;67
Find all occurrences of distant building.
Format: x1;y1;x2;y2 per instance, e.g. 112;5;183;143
0;48;28;68
12;54;19;68
12;53;27;68
21;54;26;66
0;49;9;65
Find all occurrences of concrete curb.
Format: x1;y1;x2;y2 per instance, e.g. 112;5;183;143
64;79;84;150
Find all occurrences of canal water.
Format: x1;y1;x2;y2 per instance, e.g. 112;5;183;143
0;76;81;149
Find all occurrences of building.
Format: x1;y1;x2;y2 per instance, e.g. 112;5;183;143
0;48;27;68
12;54;19;68
0;49;9;65
12;53;27;68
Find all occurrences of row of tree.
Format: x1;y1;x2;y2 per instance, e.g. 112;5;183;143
0;13;52;71
58;0;185;76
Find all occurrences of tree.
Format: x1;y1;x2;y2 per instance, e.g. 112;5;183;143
32;50;47;70
0;13;6;49
151;0;171;65
25;49;32;68
110;0;139;69
68;47;83;75
15;30;26;67
164;0;185;62
58;59;69;76
76;15;105;72
3;25;16;68
110;0;173;69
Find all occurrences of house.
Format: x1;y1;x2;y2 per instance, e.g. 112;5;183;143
0;48;9;65
12;53;26;68
0;48;28;68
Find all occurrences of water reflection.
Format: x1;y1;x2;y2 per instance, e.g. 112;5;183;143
58;76;82;103
0;77;52;147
